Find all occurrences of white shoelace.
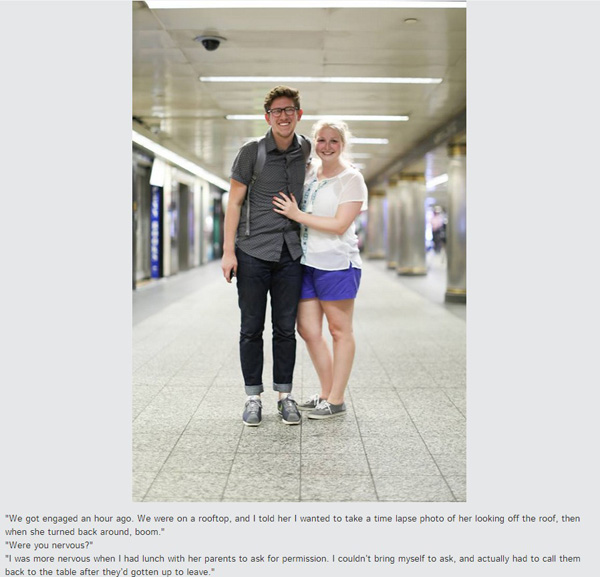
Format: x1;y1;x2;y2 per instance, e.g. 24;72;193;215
245;398;261;413
280;396;296;408
314;400;332;413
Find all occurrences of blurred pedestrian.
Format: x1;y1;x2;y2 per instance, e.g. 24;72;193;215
431;205;446;254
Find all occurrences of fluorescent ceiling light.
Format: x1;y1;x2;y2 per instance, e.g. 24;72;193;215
350;138;389;145
133;130;229;190
227;114;408;121
426;173;448;190
201;76;442;85
148;2;465;8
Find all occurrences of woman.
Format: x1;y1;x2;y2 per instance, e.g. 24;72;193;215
272;119;368;419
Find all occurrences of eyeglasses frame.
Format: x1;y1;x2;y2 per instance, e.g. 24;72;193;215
267;106;299;117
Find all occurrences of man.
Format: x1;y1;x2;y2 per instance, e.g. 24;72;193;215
221;86;308;427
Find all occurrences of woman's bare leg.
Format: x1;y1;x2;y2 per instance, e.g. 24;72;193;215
297;298;333;399
320;299;355;405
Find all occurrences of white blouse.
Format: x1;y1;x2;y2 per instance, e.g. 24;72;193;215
300;163;368;271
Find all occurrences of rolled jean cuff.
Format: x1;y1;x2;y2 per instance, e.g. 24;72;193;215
273;382;293;393
245;384;264;396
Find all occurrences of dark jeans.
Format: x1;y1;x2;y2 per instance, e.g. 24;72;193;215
235;244;303;396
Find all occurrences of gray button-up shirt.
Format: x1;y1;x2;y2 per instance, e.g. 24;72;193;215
230;129;307;262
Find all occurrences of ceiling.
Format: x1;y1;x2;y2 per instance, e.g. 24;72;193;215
132;2;466;198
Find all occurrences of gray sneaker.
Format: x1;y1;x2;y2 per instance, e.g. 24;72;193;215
242;396;262;426
297;393;323;411
277;395;301;425
307;400;346;420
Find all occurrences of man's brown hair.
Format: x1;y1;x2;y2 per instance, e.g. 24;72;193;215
263;85;301;113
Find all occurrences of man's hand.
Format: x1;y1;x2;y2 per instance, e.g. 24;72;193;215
221;253;237;283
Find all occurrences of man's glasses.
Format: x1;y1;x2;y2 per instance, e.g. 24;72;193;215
267;106;299;117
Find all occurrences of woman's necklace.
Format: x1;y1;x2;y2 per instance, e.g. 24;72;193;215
304;161;346;213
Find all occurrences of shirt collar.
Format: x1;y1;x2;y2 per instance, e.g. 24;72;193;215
265;128;299;153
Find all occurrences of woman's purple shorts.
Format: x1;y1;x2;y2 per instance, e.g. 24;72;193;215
300;264;362;301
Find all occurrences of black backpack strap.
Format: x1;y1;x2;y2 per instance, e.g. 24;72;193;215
244;137;267;236
299;134;312;165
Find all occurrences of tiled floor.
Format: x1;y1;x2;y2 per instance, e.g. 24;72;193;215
132;253;466;502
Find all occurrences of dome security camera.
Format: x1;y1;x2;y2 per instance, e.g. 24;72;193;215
194;35;226;51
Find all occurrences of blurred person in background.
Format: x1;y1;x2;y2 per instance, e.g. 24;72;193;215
431;205;447;254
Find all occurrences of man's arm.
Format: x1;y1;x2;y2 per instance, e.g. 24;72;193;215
221;178;247;283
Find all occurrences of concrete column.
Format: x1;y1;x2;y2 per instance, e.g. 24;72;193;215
396;174;427;276
366;188;386;259
445;143;467;303
385;177;401;269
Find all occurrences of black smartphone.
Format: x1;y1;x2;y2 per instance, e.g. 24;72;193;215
229;269;235;281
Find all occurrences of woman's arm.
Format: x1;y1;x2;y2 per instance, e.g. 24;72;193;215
273;192;362;236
